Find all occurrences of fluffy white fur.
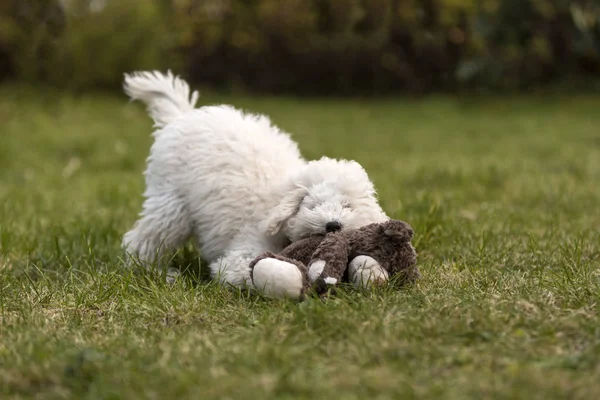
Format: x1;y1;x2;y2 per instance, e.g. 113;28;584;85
122;71;389;288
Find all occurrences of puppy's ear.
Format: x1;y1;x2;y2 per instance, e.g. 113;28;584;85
265;187;307;236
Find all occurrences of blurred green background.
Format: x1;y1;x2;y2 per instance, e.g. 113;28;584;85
1;0;600;95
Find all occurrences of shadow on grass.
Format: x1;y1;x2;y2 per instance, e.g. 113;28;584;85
167;245;212;285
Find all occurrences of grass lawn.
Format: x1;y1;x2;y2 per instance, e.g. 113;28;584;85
1;84;599;399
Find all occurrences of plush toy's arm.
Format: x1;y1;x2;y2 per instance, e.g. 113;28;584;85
307;233;349;294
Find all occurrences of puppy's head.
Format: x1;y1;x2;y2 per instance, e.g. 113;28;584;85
265;157;388;242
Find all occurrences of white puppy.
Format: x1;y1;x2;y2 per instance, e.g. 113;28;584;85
122;71;389;291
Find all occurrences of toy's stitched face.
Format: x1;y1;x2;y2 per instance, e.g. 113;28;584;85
282;181;387;242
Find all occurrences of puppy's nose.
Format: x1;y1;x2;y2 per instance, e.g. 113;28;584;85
325;221;342;232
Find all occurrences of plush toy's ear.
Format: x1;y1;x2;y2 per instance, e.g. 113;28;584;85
383;221;414;241
265;187;307;236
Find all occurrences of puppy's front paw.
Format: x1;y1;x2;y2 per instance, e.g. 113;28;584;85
348;255;389;289
252;258;305;300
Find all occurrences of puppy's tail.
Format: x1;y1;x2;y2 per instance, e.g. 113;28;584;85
123;70;199;128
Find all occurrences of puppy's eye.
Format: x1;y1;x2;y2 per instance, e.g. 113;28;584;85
304;200;316;210
342;202;351;209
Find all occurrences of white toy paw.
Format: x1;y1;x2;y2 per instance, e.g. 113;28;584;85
166;267;180;285
348;255;389;289
308;259;326;283
252;258;304;300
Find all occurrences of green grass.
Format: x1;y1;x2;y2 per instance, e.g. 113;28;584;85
1;84;600;399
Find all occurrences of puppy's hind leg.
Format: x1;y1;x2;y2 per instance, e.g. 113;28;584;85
122;193;192;277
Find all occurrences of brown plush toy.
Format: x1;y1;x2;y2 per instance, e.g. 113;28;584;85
249;219;418;300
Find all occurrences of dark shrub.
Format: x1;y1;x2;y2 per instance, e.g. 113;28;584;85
1;0;598;93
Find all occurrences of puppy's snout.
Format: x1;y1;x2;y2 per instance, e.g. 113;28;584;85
325;221;342;232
